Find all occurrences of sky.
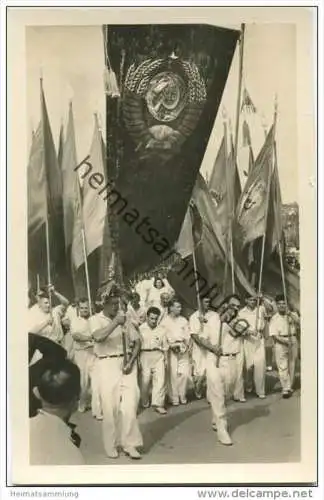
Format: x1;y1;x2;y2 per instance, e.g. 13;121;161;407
26;23;297;203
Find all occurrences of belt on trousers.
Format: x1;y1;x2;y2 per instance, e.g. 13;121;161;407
141;348;161;352
221;353;237;358
96;354;125;359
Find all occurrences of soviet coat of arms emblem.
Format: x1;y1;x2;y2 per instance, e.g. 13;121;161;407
123;56;207;160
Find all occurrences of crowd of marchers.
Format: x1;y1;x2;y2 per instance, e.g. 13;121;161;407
28;274;300;464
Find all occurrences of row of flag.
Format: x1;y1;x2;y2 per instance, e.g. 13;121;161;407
28;81;107;299
170;88;299;311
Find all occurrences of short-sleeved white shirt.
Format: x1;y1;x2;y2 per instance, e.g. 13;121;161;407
70;315;94;351
269;312;298;337
28;304;64;344
139;322;168;352
162;315;190;345
89;312;139;357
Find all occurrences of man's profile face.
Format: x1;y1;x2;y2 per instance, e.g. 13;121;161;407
39;297;50;314
228;297;240;312
104;297;119;318
202;297;211;312
79;302;90;318
147;312;159;329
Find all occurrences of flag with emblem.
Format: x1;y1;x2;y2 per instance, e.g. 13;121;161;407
235;123;275;249
103;24;240;278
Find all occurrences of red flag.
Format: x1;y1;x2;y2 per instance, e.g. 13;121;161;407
169;174;255;311
58;122;64;170
209;127;241;238
105;24;240;278
62;103;78;250
27;123;47;236
80;115;107;263
235;123;275;249
266;142;284;253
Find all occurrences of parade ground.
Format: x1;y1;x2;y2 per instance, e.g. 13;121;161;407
75;372;300;465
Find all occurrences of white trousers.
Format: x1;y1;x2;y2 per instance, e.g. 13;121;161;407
98;357;143;455
169;351;190;404
192;344;207;378
207;357;237;431
91;357;102;418
73;349;95;407
244;337;266;396
140;351;166;407
274;337;298;392
233;340;245;400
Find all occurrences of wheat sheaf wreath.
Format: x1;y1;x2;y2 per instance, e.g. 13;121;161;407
123;58;207;158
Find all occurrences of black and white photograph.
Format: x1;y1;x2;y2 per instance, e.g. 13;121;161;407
6;5;318;487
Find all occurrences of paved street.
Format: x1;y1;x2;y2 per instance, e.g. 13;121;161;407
74;372;300;465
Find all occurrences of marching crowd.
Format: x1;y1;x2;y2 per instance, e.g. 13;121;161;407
28;274;300;464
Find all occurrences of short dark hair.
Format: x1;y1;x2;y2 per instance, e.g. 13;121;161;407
38;288;49;300
37;359;80;406
275;294;285;303
226;294;241;303
78;297;89;304
147;306;161;317
168;297;182;308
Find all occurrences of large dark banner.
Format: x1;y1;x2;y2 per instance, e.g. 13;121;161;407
105;24;239;278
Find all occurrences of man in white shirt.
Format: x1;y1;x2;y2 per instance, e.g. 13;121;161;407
139;306;169;415
269;294;300;398
238;295;267;399
157;292;171;325
163;298;190;406
30;358;84;465
90;287;143;459
28;286;69;345
127;292;146;328
191;302;242;446
70;298;96;413
189;297;213;399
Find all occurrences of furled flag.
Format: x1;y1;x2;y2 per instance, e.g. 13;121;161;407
72;115;108;270
103;24;240;278
27;123;47;236
241;87;257;114
266;141;284;254
62;102;78;251
57;122;64;170
235;123;275;249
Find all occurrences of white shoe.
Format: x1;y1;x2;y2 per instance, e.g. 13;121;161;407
234;397;246;403
123;447;142;459
106;448;119;459
154;407;167;415
217;429;233;446
258;394;266;399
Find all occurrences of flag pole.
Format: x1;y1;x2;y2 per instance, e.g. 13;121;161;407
74;164;93;316
234;23;245;162
222;118;229;296
102;25;128;367
255;99;278;331
189;203;203;316
40;77;53;312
